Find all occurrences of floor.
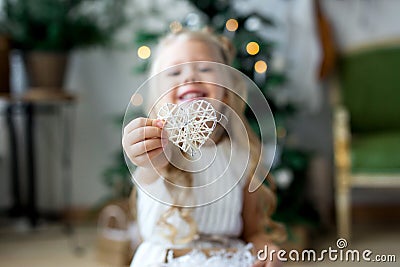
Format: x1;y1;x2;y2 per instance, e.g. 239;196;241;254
0;219;110;267
0;219;398;267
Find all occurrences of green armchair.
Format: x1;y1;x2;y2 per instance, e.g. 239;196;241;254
334;43;400;240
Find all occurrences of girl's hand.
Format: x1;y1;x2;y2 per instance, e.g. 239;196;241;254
122;117;167;169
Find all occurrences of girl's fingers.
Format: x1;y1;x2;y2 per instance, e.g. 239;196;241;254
124;117;153;134
134;147;164;166
122;117;167;166
124;126;163;145
124;117;164;135
129;138;163;158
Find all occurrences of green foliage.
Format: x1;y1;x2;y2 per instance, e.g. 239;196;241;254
268;149;320;228
102;150;132;199
2;0;127;51
134;29;162;46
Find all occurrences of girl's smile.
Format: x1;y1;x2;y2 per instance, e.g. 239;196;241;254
177;84;208;102
154;39;227;105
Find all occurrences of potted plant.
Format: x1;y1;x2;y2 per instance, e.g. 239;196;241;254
2;0;126;95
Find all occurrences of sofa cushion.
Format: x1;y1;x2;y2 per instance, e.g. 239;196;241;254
340;46;400;133
352;131;400;173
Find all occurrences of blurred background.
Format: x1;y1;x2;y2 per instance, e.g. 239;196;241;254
0;0;399;266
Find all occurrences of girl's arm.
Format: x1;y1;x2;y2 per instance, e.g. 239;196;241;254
242;179;282;267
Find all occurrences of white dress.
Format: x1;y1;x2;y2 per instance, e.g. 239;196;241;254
130;138;250;267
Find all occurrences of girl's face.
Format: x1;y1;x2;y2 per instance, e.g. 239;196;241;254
154;38;228;106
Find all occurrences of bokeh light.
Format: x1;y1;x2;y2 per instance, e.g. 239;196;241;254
137;45;151;59
254;60;268;73
225;18;239;32
246;41;260;55
131;93;143;106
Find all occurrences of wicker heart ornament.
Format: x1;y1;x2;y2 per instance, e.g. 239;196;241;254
157;100;221;156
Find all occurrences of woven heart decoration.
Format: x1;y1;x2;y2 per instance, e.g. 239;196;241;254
157;100;221;156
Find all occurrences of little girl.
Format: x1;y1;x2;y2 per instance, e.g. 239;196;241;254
122;28;285;267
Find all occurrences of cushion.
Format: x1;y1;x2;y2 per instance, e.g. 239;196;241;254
340;46;400;133
351;131;400;173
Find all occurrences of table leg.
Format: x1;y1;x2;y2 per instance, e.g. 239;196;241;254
5;104;22;217
25;103;38;226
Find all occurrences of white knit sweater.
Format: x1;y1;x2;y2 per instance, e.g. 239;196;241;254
131;138;250;267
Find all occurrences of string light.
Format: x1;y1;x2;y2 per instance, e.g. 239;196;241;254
246;41;260;55
170;21;183;33
137;45;151;59
225;18;239;32
254;60;268;73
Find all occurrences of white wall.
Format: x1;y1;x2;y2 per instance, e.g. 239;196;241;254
321;0;400;50
65;49;145;207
